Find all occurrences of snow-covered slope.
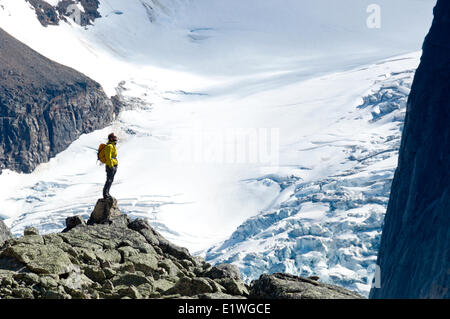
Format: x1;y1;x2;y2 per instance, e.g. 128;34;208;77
0;0;435;297
0;0;435;94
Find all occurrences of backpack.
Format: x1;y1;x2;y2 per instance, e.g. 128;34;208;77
97;143;107;164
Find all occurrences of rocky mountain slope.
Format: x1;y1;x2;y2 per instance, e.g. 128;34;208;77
370;0;450;299
0;198;363;299
0;27;116;173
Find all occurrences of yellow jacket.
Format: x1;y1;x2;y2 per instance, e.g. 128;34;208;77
104;142;118;168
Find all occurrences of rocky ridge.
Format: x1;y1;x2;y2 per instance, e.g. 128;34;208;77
0;27;116;173
0;198;363;299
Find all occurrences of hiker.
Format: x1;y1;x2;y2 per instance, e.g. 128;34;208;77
100;133;119;199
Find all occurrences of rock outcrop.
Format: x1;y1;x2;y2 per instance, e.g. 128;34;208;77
249;273;363;299
370;0;450;299
0;201;362;299
0;221;12;245
26;0;101;27
87;197;123;225
0;28;115;173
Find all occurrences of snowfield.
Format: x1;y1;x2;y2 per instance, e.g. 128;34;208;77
0;0;435;297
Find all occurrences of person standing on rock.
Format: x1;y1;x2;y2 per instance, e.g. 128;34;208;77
100;133;119;199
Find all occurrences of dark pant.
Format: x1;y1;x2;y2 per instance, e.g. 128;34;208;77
103;165;117;198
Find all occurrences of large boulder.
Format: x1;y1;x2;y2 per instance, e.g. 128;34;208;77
204;263;241;280
215;278;249;296
166;277;216;296
2;244;75;275
88;197;123;225
62;216;86;233
249;273;364;299
128;218;192;261
24;227;40;236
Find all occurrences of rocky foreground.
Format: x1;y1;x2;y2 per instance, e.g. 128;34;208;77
0;198;363;299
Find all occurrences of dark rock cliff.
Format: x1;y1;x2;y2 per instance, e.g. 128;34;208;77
370;0;450;299
0;27;115;173
0;199;363;299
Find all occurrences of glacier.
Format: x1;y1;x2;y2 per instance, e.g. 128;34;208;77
0;0;436;297
205;62;417;296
